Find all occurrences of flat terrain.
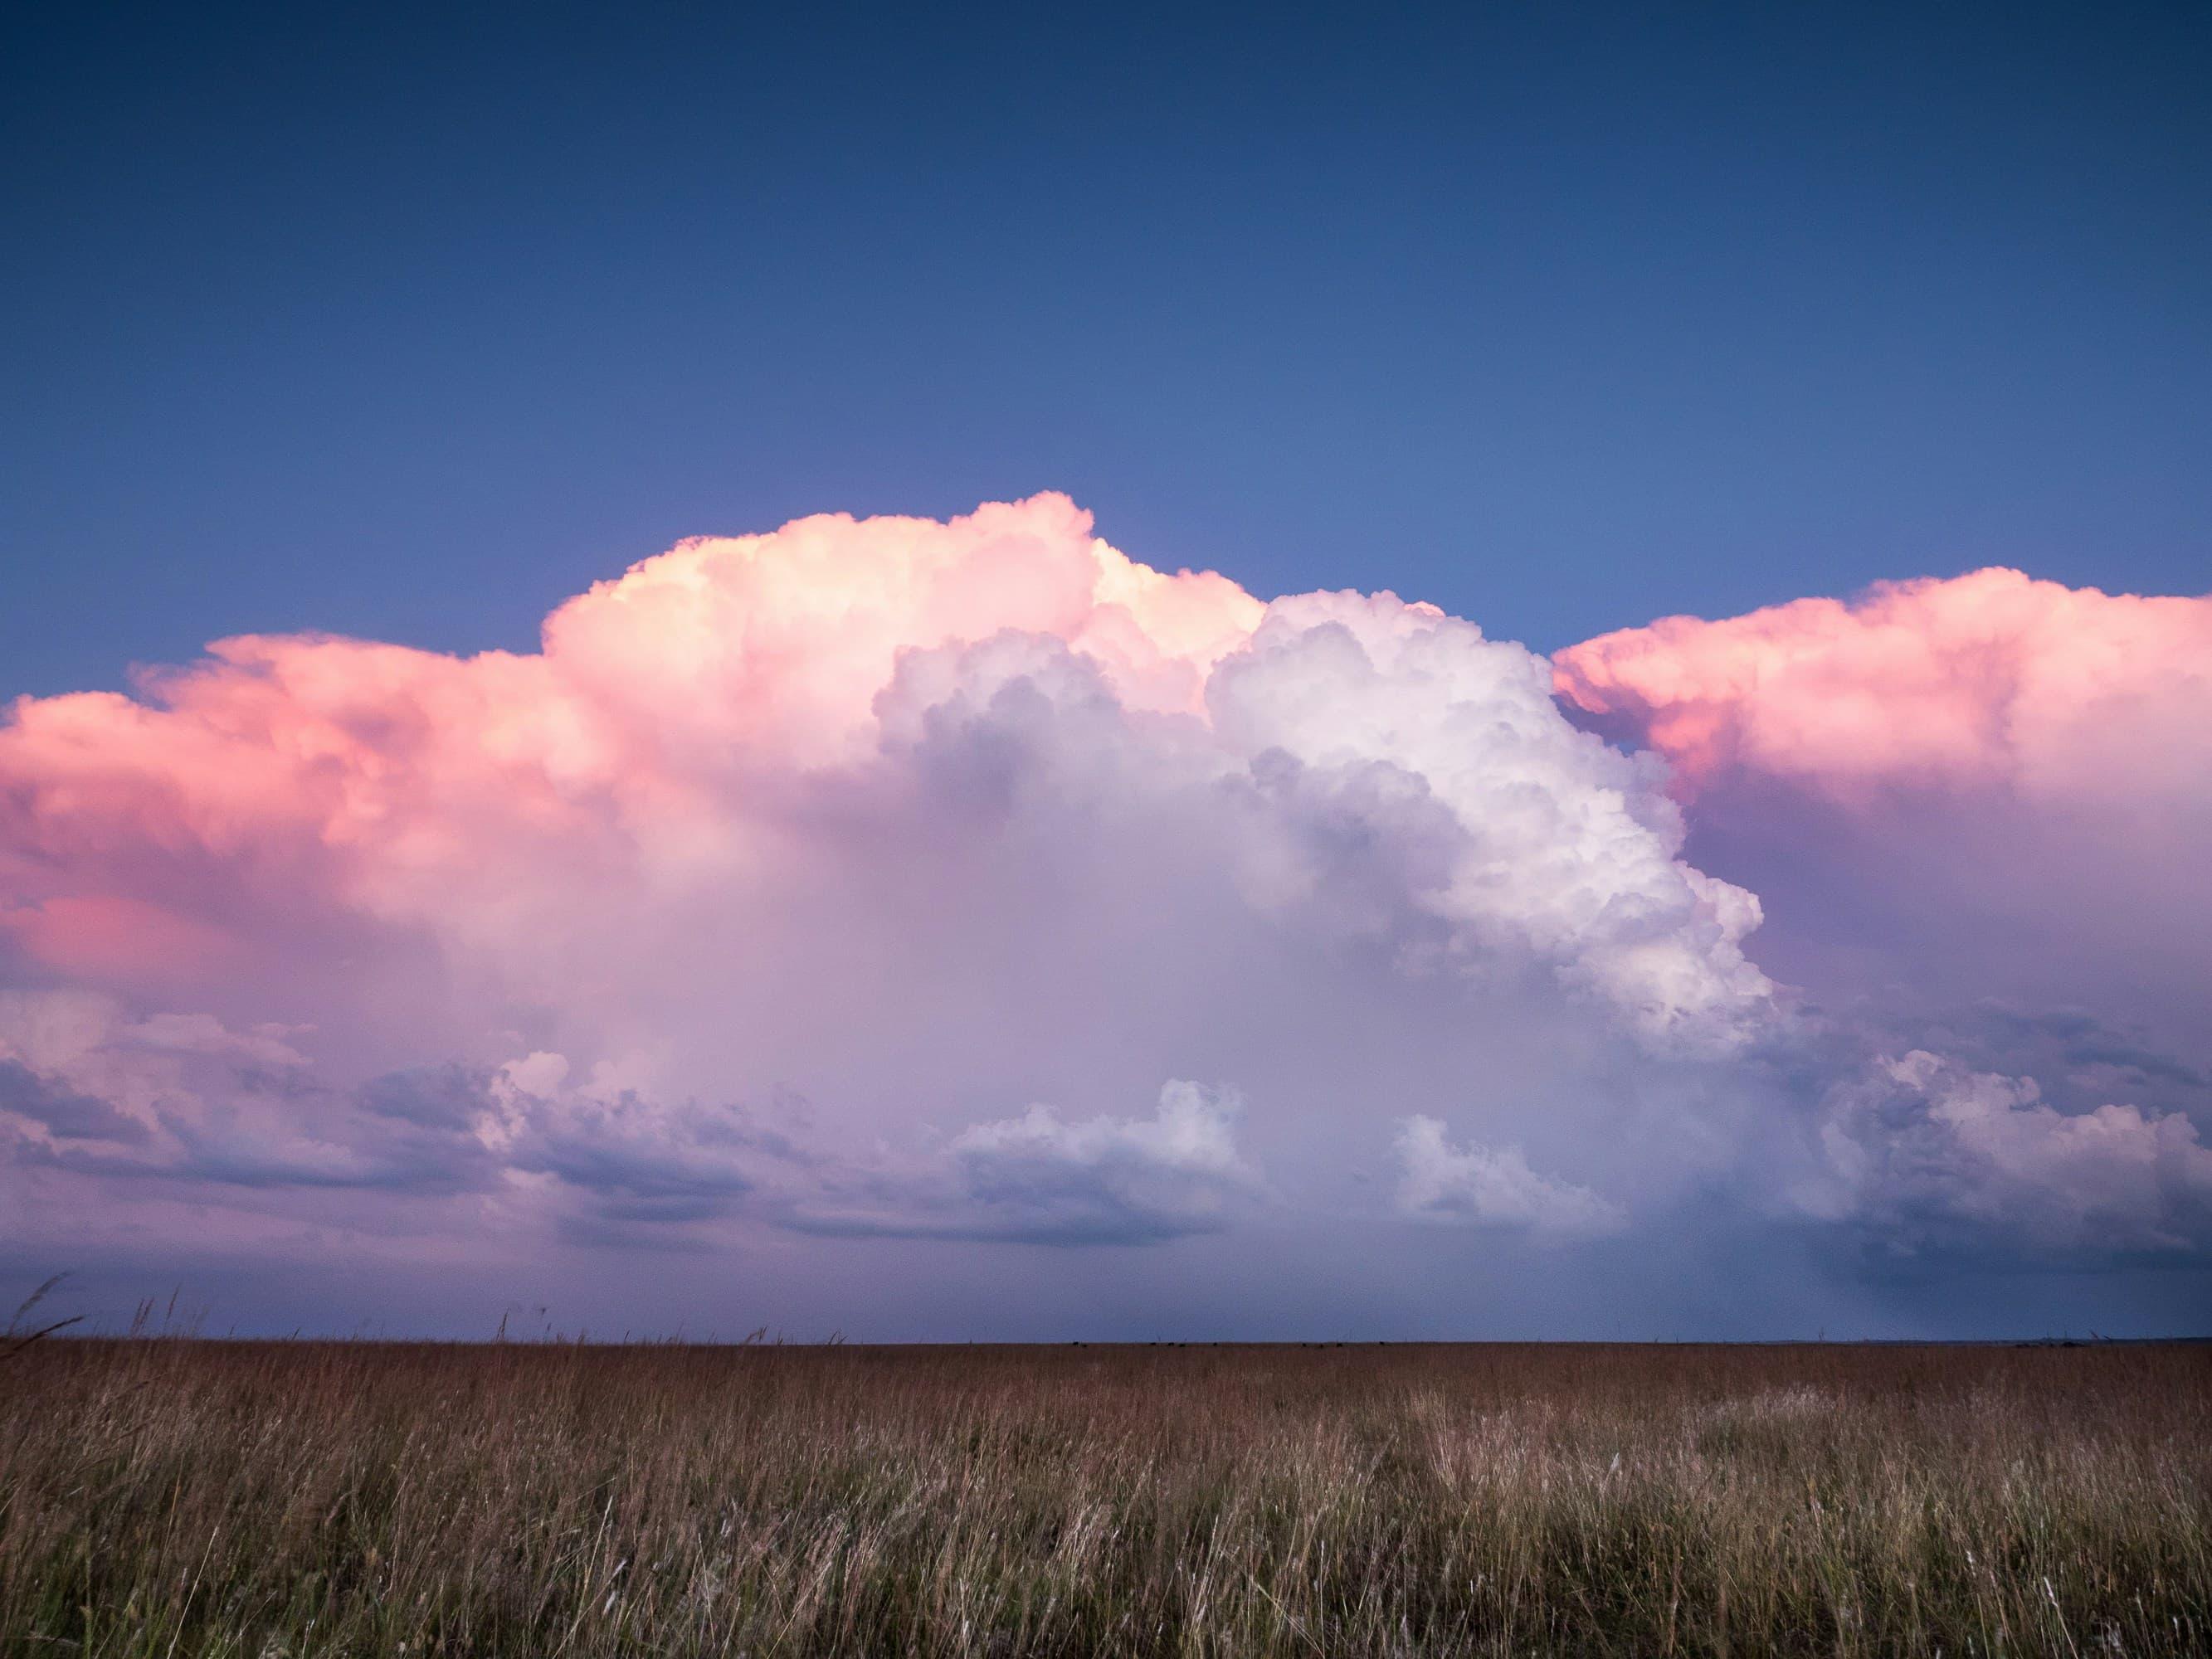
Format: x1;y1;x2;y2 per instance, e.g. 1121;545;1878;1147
1;1339;2205;1656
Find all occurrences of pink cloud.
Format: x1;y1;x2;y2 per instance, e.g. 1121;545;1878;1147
1552;568;2212;807
1552;568;2212;1204
0;495;1264;980
3;501;2205;1310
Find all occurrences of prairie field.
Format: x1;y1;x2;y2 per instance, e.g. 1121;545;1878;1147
1;1338;2206;1657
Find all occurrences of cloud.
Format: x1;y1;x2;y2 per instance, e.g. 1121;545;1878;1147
1393;1115;1625;1240
0;497;1771;1053
1874;1003;2209;1106
1552;567;2212;807
785;1081;1264;1246
0;990;484;1197
1211;592;1773;1050
475;1055;804;1228
2;502;2207;1330
945;1080;1260;1243
1798;1051;2212;1256
358;1064;495;1127
1552;568;2212;1248
1547;570;2212;1029
0;1058;147;1144
470;1060;1263;1246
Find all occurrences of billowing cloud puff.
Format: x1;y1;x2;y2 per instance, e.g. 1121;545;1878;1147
1393;1116;1625;1239
0;497;1257;985
1212;594;1772;1049
791;1082;1264;1246
0;495;1771;1050
2;503;2207;1332
1800;1052;2212;1256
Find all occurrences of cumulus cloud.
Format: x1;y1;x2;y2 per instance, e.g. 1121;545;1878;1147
1799;1052;2212;1256
1552;567;2212;805
1557;567;2212;1174
0;1058;146;1145
790;1081;1263;1245
1392;1116;1625;1240
1212;593;1773;1049
0;987;1258;1250
2;500;2206;1328
0;991;489;1198
472;1053;814;1233
1550;573;2212;1034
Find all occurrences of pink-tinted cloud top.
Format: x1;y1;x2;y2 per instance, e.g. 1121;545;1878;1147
0;494;1263;982
1552;568;2212;805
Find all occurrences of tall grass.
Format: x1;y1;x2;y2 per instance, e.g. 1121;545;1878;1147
2;1339;2205;1655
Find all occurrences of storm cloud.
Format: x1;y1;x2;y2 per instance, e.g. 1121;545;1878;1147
3;502;2206;1334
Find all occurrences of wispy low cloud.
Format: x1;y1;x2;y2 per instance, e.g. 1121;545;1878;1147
468;1054;825;1237
788;1082;1265;1246
1391;1116;1625;1241
0;1057;148;1145
472;1059;1265;1245
0;991;486;1196
0;995;1269;1248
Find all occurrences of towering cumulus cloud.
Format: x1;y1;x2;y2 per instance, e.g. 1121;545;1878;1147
2;507;2206;1335
1554;572;2212;1066
1557;571;2212;1262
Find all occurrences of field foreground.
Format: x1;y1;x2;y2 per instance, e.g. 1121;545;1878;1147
2;1340;2207;1657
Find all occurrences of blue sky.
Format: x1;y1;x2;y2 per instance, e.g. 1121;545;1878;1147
7;2;2209;697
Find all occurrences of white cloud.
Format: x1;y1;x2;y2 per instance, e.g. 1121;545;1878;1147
947;1080;1261;1238
1798;1050;2212;1253
3;498;2207;1325
1392;1115;1625;1240
1211;592;1774;1049
787;1082;1264;1246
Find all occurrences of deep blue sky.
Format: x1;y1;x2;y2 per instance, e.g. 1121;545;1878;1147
6;2;2209;698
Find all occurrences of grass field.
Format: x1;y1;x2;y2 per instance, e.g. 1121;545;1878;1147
1;1337;2206;1656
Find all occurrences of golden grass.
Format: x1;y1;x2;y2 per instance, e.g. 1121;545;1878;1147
2;1338;2206;1655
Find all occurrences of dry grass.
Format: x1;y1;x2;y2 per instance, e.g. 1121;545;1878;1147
1;1338;2206;1656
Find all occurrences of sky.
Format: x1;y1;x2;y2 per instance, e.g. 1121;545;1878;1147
2;2;2209;1339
